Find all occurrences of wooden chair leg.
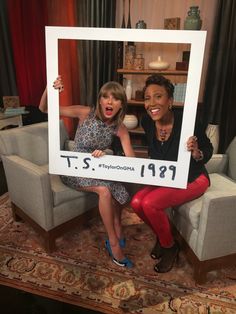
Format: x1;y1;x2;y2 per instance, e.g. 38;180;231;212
193;264;207;284
11;202;56;253
43;234;56;253
11;202;23;222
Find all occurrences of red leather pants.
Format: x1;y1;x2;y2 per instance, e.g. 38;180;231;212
131;174;209;247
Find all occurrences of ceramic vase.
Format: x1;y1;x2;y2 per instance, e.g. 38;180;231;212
133;54;145;70
125;80;132;100
125;44;136;69
123;114;138;129
136;20;147;29
184;6;202;30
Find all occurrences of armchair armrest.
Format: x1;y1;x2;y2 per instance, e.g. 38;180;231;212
2;155;54;230
197;191;236;260
64;139;113;155
65;139;74;151
205;153;228;174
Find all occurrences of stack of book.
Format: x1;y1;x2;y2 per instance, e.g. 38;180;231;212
4;107;27;115
174;83;187;103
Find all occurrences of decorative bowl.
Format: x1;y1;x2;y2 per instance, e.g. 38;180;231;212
148;56;169;70
123;114;138;129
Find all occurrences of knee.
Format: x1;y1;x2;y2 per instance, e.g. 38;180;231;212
142;198;156;212
96;186;112;200
141;198;163;215
130;196;142;212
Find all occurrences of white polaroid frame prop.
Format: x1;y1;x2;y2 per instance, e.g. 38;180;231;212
46;27;206;189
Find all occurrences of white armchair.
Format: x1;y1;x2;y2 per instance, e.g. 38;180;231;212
0;121;98;252
170;137;236;283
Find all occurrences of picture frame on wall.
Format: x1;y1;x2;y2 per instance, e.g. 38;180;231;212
164;17;181;30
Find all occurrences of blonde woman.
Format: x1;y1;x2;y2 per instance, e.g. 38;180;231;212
40;76;135;268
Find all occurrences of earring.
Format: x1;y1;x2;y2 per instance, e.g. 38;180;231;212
169;104;173;110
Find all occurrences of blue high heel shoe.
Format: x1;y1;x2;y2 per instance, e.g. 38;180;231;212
105;238;126;248
119;238;126;248
105;240;133;268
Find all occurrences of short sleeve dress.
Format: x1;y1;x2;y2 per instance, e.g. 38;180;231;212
61;110;129;205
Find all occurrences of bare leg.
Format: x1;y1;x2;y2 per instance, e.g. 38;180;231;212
79;186;125;261
112;199;124;240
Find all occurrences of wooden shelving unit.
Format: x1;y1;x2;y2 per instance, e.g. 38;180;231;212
128;126;145;134
117;68;188;76
127;99;144;107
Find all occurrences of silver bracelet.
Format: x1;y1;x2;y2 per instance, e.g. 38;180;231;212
193;149;204;161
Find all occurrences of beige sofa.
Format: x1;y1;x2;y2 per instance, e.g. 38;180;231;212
170;137;236;283
0;121;98;252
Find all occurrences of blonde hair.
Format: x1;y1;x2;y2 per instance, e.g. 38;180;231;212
95;81;127;126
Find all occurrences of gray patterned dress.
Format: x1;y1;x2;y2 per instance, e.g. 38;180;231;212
61;110;129;205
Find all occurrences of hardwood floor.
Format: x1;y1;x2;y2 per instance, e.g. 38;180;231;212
0;284;103;314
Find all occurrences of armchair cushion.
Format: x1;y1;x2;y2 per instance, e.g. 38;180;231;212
205;154;228;174
209;172;236;190
50;171;97;207
226;137;236;180
175;197;202;230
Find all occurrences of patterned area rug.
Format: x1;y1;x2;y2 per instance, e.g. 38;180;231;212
0;193;236;314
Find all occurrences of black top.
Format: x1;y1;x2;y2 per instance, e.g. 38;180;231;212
141;109;213;183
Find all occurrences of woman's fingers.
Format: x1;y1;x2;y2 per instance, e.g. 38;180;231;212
53;75;64;92
91;150;105;157
187;136;198;151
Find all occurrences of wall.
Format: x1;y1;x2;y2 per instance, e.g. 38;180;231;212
115;0;218;102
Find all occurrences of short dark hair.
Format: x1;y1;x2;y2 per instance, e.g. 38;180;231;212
144;74;174;98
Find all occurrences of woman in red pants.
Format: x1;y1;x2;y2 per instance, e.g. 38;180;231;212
131;75;213;273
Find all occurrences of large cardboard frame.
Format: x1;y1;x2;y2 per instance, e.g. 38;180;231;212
46;27;206;188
